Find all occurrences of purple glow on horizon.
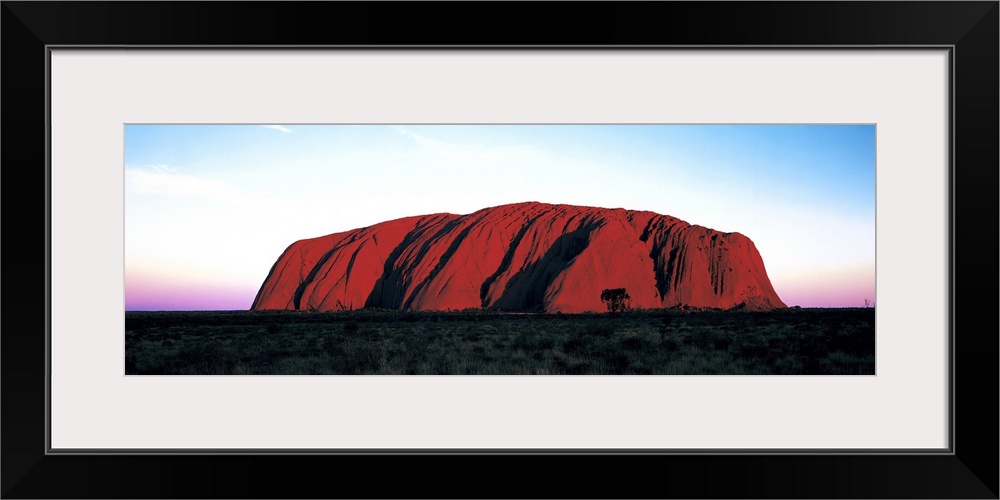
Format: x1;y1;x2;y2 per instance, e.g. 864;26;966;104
126;276;259;311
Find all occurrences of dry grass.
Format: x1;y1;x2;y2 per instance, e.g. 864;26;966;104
125;308;875;375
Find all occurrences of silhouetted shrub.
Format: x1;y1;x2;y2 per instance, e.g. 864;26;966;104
600;288;632;313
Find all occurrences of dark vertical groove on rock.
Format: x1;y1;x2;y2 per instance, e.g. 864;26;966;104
402;221;477;311
480;215;538;306
292;246;340;310
364;219;441;309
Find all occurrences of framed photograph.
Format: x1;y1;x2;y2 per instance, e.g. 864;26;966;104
3;2;997;498
121;122;876;378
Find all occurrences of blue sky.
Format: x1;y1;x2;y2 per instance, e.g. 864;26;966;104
125;124;875;310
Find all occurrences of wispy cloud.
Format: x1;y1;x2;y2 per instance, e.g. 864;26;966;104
125;164;250;202
261;124;293;133
391;126;540;161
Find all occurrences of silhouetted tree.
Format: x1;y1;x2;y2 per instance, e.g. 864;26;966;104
600;288;632;314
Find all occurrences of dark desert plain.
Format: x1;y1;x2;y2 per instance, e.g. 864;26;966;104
125;202;876;375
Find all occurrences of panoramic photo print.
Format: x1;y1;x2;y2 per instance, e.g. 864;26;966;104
125;124;875;375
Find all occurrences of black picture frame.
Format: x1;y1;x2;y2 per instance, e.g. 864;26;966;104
2;2;996;498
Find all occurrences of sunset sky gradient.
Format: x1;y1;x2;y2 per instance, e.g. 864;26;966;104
125;124;875;310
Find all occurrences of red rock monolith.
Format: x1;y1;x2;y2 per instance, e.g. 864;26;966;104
251;202;787;313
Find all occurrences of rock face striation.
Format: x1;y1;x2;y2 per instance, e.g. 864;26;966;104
251;202;786;313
